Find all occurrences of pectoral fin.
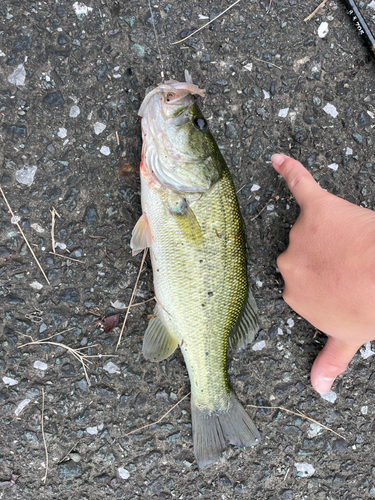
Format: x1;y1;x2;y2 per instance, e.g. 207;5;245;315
130;213;152;256
229;288;259;351
143;308;179;361
168;196;203;244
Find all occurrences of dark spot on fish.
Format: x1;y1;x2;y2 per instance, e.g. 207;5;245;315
208;291;213;297
202;304;205;307
156;269;159;272
215;229;222;238
199;260;203;263
205;352;209;356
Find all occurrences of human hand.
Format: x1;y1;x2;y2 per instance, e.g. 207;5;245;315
271;154;375;394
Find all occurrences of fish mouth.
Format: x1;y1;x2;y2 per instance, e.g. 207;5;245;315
138;70;205;118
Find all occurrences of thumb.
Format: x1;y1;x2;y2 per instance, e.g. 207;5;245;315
310;336;359;394
271;154;323;208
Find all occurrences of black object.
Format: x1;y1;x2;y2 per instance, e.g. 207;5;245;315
341;0;375;54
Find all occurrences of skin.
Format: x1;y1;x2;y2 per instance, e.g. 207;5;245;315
271;154;375;394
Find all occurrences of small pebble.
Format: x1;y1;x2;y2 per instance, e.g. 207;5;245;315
256;281;263;287
86;426;98;435
328;163;338;171
100;146;110;156
287;318;294;327
307;423;322;438
323;103;338;118
361;406;368;415
103;362;120;374
320;390;337;403
252;340;266;351
8;64;26;86
69;105;80;118
360;342;375;359
3;377;18;386
34;361;48;371
94;122;106;135
15;166;37;187
318;22;329;38
118;468;130;480
278;108;289;118
294;463;315;477
57;128;67;138
31;223;45;233
251;184;260;191
244;63;253;72
73;2;93;16
30;281;43;290
15;399;31;416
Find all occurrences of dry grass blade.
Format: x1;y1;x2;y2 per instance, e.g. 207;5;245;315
0;185;50;285
250;196;278;222
116;249;148;351
148;0;164;80
18;337;114;386
41;389;48;483
50;207;61;254
172;0;242;45
253;57;282;70
121;392;191;437
248;404;346;440
49;251;84;263
304;0;328;22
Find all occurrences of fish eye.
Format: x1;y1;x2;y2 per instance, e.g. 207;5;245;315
193;117;207;131
166;92;175;102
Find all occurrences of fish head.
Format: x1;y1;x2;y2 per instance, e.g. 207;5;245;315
139;73;222;193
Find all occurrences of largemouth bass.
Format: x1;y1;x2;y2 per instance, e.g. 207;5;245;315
130;71;261;467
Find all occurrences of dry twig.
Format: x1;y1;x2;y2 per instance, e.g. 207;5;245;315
116;249;148;350
41;389;48;483
50;207;61;254
250;196;278;222
248;404;346;440
48;251;84;263
18;336;113;386
172;0;242;45
253;57;282;70
121;392;191;437
0;186;50;285
304;0;328;22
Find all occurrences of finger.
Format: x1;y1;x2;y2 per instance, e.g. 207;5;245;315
271;154;323;208
310;336;359;394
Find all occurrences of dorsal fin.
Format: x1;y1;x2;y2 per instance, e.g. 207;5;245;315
229;288;259;351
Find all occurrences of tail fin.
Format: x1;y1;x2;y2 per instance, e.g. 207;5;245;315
191;391;261;468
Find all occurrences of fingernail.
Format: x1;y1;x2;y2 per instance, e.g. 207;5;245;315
271;154;285;172
314;377;336;395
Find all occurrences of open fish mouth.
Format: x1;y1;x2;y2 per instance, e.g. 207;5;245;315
138;70;205;119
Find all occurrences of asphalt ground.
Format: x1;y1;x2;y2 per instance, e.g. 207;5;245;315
1;0;375;498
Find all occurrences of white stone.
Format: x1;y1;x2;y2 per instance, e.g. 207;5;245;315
11;216;20;224
8;64;26;86
361;405;368;415
277;328;283;336
287;318;294;327
267;204;274;210
113;74;122;79
256;281;263;287
118;467;130;480
295;462;315;477
369;0;375;9
328;163;338;171
3;377;18;386
100;146;111;156
361;342;375;359
263;89;270;99
307;423;322;438
252;340;266;351
323;103;338;118
320;390;337;403
31;223;45;233
0;50;5;57
15;399;31;416
55;242;67;250
94;122;106;135
318;22;329;38
198;14;209;19
278;108;289;118
73;2;93;15
69;105;80;117
57;128;67;138
15;166;37;186
103;362;120;374
86;426;98;435
30;281;43;290
251;184;260;191
244;63;253;72
34;360;48;371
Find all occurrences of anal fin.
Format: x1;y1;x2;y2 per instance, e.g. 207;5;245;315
229;287;259;351
143;308;178;361
130;213;152;256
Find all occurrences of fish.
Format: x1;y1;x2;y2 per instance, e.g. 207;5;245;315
130;70;261;467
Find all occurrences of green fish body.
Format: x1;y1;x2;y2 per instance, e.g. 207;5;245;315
131;71;260;467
